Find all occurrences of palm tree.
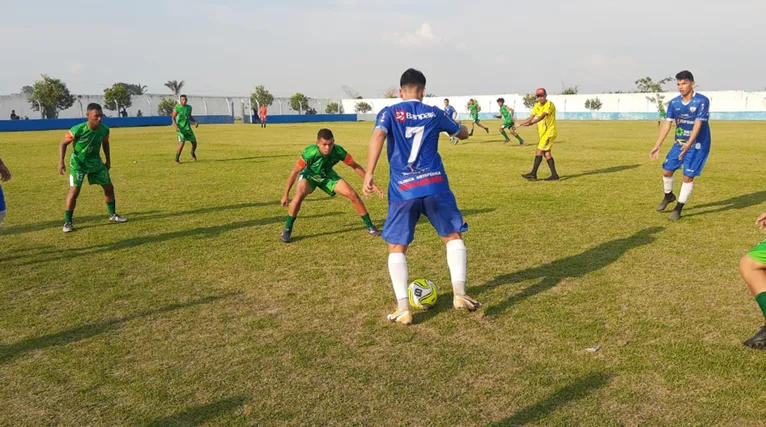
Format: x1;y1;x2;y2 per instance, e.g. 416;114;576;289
164;80;185;96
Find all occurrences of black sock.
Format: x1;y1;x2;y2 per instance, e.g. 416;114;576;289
546;157;558;176
674;202;685;212
664;192;675;201
531;155;543;175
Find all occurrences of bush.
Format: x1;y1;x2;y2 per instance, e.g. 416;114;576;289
325;102;340;114
355;101;372;113
157;98;177;116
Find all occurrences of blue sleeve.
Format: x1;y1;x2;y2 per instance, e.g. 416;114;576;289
437;109;461;135
695;98;709;121
374;107;391;134
666;100;676;120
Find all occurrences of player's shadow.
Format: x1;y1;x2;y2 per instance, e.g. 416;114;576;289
0;292;240;364
145;396;249;427
489;372;612;426
474;227;663;317
683;190;766;218
14;212;343;266
290;226;368;243
560;164;640;181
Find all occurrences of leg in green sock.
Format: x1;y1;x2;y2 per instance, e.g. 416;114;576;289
65;210;73;223
285;215;296;230
361;214;373;228
500;130;509;141
757;292;766;320
107;201;116;216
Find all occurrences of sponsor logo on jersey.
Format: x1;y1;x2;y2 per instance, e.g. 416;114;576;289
395;110;406;122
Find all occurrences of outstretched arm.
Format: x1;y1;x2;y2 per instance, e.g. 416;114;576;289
364;129;386;197
347;156;383;197
0;158;11;182
282;159;305;206
757;212;766;230
190;113;199;128
515;112;538;128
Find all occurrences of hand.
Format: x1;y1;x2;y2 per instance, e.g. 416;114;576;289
174;125;179;132
195;122;199;128
105;160;111;170
678;142;692;160
0;164;11;182
650;146;661;161
363;174;376;198
371;183;385;198
58;163;66;175
756;212;766;229
281;195;290;207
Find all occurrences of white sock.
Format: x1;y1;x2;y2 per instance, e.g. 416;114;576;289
679;182;694;204
0;210;5;227
388;253;409;310
663;176;674;194
446;239;467;296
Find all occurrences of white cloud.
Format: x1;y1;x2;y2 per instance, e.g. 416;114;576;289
384;23;441;48
68;63;84;74
495;55;507;64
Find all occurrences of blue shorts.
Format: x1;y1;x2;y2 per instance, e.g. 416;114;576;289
663;142;710;177
382;191;468;246
0;185;5;211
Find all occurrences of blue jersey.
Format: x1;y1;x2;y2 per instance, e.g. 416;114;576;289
666;93;711;150
444;105;457;118
375;100;462;202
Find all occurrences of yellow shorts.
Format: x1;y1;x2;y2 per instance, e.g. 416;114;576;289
537;134;557;151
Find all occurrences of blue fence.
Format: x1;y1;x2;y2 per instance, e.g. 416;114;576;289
0;115;234;132
254;114;358;124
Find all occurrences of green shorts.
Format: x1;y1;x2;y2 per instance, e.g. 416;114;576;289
177;129;197;143
472;116;481;124
502;120;515;130
747;240;766;264
301;173;340;197
69;160;112;187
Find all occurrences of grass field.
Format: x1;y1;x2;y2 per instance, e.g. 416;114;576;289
2;120;766;426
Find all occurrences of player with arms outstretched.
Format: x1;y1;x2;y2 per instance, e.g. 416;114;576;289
515;88;559;181
280;128;383;243
740;212;766;349
443;98;459;145
172;95;199;164
59;103;128;233
0;157;11;226
495;97;524;146
364;68;481;326
650;71;710;221
468;99;489;136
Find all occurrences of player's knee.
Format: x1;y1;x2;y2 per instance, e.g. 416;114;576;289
0;210;6;226
740;255;760;275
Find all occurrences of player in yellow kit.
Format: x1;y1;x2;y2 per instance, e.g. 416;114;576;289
515;88;559;181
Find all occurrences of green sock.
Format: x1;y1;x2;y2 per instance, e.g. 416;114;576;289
361;214;373;228
65;210;73;223
500;130;509;140
107;201;116;216
285;215;296;230
515;134;524;143
175;153;180;162
191;150;196;158
756;292;766;320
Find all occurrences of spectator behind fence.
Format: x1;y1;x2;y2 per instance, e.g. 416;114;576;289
136;110;143;117
120;107;128;118
10;110;19;120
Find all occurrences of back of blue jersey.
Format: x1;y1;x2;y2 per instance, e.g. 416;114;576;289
444;105;457;118
375;100;462;201
667;93;711;149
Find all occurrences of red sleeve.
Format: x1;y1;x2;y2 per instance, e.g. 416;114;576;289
103;135;110;143
342;153;355;166
64;131;75;143
296;158;307;169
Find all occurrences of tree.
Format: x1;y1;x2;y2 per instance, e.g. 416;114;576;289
584;97;603;111
25;74;76;119
426;93;436;97
250;85;274;108
325;102;340;114
561;86;579;95
608;90;625;94
646;93;667;111
289;92;310;114
523;93;536;109
157;98;177;116
103;83;132;111
383;87;398;98
634;76;672;93
164;80;185;95
116;83;147;95
355;101;372;113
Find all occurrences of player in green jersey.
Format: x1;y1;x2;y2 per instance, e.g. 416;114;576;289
467;99;489;136
280;128;383;243
740;211;766;349
172;95;199;164
494;98;524;146
658;102;667;127
58;103;127;233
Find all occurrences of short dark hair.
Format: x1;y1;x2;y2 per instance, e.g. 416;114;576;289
87;103;103;112
317;128;334;140
400;68;426;90
497;97;505;103
444;98;449;103
180;94;187;99
676;70;694;82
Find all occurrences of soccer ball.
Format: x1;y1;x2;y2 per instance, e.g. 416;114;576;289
408;279;438;309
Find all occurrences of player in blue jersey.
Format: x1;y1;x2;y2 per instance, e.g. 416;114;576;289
442;99;459;145
364;68;481;326
650;70;711;221
0;157;11;226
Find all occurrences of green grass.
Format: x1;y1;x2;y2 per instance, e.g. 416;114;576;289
2;120;766;426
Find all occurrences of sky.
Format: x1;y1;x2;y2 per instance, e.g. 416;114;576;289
1;0;764;98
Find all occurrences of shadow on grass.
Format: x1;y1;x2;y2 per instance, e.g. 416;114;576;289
560;164;640;181
684;190;766;218
290;226;368;243
0;292;240;364
15;212;343;266
474;227;663;317
145;396;249;427
490;373;612;426
0;210;163;236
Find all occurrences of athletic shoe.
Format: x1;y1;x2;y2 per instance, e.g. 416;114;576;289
386;309;412;325
656;193;676;212
503;139;511;144
63;222;74;233
484;128;489;134
280;229;292;243
453;295;482;311
668;209;682;221
192;155;197;162
519;141;525;146
368;226;382;237
521;173;537;181
109;214;128;223
744;325;766;350
469;131;474;137
544;175;560;181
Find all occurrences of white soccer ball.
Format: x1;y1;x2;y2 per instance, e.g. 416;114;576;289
408;279;438;309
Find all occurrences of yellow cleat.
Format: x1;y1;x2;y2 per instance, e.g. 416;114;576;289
386;309;413;325
453;295;482;311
